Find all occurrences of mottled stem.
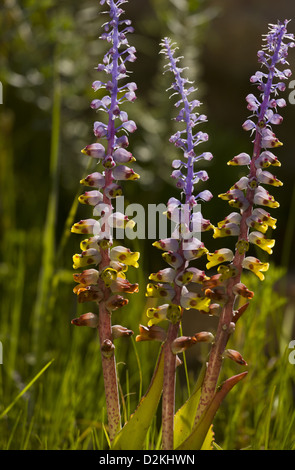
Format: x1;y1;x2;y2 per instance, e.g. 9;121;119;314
98;302;121;441
97;166;121;441
96;1;121;440
161;38;197;449
162;321;179;449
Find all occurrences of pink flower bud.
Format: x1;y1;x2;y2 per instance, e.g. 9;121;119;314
246;93;260;111
78;190;103;206
242;119;256;131
93;122;107;138
125;91;136;101
80;172;105;188
255;151;281;168
261;128;283;148
92;80;103;91
227;152;251;166
257;169;283;186
104;183;123;198
71;219;100;235
122;120;137;133
115;135;129;148
153;238;179;252
149;268;176;283
200;152;213;161
196;190;213;202
231;176;249;190
81;143;106;159
113;147;134;163
112;165;139;181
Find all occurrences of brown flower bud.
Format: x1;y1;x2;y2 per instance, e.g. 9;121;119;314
204;287;228;303
223;349;247;366
111;325;134;339
233;282;254;299
194;331;215;343
71;312;99;328
202;274;222;289
76;285;104;303
171;336;197;354
208;303;222;316
101;339;115;358
135;324;166;343
105;294;129;311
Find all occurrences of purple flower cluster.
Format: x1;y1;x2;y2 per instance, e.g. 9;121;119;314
162;38;213;205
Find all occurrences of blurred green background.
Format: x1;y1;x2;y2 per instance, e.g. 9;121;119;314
0;0;295;450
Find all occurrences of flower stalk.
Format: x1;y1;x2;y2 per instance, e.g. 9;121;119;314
71;0;139;442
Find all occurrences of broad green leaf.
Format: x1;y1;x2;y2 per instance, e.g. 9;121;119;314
176;371;248;450
111;347;164;450
173;364;205;448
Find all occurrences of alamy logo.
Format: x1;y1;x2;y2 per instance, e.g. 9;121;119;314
91;196;202;243
288;79;295;104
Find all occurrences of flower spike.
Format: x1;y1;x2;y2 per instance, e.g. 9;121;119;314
140;37;216;450
195;20;294;425
70;0;139;442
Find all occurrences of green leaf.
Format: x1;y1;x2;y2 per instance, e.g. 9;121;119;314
173;364;205;448
111;347;164;450
176;372;248;450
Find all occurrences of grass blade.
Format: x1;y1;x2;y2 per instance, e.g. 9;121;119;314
0;359;54;420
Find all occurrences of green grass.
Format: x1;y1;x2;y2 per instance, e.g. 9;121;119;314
1;212;294;450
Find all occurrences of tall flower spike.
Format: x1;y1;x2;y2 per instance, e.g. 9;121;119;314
195;20;294;426
70;0;139;442
141;37;214;450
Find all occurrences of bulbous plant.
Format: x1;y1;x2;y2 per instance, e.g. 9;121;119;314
194;19;295;426
137;37;216;450
70;0;294;451
71;0;140;442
